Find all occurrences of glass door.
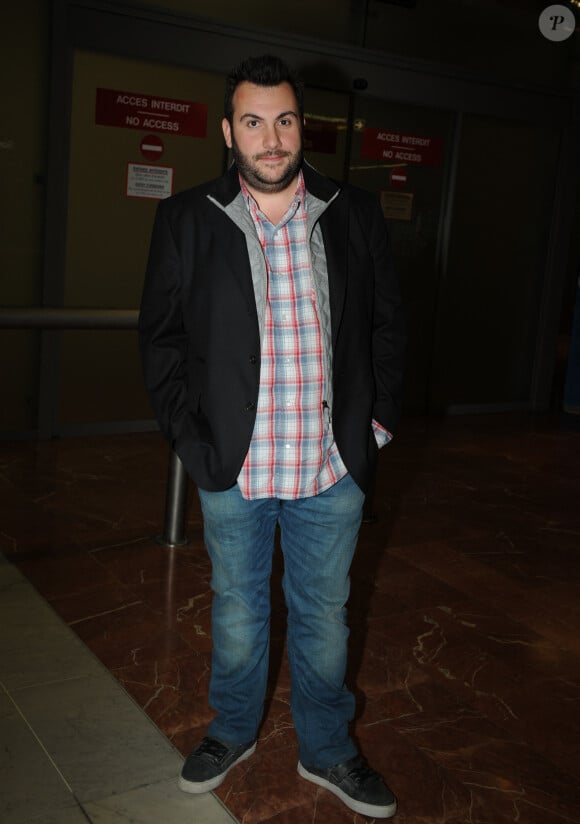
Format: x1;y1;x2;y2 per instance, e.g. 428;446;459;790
303;86;453;415
348;95;453;414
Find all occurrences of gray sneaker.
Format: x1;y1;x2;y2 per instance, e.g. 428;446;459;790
179;736;257;794
298;754;397;818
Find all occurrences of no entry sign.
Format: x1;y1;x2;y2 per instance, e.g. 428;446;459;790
390;167;408;187
140;134;164;161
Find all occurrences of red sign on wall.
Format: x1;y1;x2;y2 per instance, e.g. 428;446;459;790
362;128;443;167
390;167;408;187
140;134;164;161
95;88;207;138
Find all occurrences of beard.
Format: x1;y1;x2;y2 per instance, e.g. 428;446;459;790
231;135;303;194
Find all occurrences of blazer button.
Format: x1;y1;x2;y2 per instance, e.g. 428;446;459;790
244;401;256;412
249;355;257;364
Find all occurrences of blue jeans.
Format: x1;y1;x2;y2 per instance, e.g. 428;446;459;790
197;473;365;768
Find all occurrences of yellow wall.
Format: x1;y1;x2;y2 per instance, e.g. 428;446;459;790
59;51;226;425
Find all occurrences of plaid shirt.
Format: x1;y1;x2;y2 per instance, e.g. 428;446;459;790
237;172;348;500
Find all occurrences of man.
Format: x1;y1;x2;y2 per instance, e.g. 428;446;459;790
139;54;405;819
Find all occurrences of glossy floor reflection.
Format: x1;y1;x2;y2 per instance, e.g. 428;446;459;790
1;412;580;823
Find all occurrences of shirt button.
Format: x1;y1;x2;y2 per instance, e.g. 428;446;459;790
285;443;291;449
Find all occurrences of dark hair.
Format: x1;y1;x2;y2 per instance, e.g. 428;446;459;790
224;54;304;123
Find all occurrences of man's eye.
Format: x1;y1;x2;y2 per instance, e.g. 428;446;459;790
247;120;260;128
279;119;292;126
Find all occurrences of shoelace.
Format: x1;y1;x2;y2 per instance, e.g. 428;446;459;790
343;757;377;784
197;737;230;764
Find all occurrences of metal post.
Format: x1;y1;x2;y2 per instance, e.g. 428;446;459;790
158;449;189;546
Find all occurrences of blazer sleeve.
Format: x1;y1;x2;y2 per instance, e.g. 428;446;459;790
138;199;189;447
368;197;406;434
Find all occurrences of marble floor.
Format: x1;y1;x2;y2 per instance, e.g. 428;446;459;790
1;412;579;823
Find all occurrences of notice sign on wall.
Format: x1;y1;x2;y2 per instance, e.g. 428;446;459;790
126;163;173;200
380;191;414;222
96;88;207;138
362;129;443;167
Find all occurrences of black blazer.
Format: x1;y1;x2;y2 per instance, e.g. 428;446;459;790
138;163;405;493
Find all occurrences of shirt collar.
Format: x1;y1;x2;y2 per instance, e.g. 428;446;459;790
239;170;306;226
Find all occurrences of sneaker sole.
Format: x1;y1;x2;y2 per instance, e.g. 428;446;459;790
179;742;257;794
297;761;397;819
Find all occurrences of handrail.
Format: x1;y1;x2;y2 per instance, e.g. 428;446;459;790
0;307;139;329
0;304;191;546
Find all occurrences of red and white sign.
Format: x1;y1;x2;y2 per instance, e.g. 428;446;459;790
95;88;207;138
390;167;407;187
391;166;407;186
362;128;443;167
140;134;164;161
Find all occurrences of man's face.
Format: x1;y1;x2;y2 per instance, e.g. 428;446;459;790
222;81;303;195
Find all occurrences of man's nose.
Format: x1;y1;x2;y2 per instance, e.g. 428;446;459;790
263;125;282;149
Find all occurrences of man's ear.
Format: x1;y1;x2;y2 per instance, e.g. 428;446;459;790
222;118;233;149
